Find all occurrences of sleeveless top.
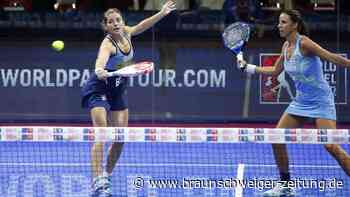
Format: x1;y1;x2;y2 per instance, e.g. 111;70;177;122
81;32;134;97
283;34;334;105
104;33;134;70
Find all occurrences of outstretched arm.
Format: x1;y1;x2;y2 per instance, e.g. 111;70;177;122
301;36;350;67
238;43;286;76
255;54;284;76
126;1;176;36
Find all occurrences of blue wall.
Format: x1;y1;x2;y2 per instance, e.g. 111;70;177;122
0;42;349;123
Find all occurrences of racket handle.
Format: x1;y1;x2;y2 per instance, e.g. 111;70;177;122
106;70;138;78
106;71;121;78
236;52;244;68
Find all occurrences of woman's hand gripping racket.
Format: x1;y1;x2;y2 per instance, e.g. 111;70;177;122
107;61;154;77
222;22;251;70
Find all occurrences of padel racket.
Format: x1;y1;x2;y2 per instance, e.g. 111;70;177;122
222;22;251;68
107;61;154;77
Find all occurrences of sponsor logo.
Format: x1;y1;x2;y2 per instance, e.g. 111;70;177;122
318;136;328;142
285;136;297;142
21;128;33;140
83;128;95;141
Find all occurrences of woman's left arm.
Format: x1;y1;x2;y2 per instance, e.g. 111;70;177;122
301;36;350;67
125;1;176;36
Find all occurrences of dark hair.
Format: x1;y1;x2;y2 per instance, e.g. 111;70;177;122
101;8;122;32
281;9;309;36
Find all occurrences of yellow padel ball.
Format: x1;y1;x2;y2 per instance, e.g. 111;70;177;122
52;40;64;52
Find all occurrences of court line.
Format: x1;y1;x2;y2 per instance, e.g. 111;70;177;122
0;163;341;168
245;164;341;169
235;163;245;197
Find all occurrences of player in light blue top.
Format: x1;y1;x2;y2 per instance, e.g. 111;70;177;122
238;9;350;196
284;33;336;121
82;2;176;196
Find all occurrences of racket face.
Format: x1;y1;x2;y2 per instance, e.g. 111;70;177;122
133;61;154;73
118;61;154;76
222;22;250;54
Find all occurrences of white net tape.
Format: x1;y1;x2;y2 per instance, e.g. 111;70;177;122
0;127;349;144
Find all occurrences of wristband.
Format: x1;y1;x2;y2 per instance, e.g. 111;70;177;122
245;64;256;74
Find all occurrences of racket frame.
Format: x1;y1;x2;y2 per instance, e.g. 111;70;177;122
222;22;251;68
106;61;154;77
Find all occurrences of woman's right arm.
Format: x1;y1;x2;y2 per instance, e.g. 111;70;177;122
239;42;286;76
95;39;113;80
255;54;283;76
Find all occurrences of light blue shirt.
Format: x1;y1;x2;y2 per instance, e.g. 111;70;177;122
283;34;334;105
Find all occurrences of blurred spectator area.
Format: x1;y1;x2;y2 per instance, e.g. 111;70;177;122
0;0;341;12
1;0;32;11
0;0;349;41
144;0;190;10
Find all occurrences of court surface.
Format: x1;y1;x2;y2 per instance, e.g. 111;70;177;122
1;142;349;197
